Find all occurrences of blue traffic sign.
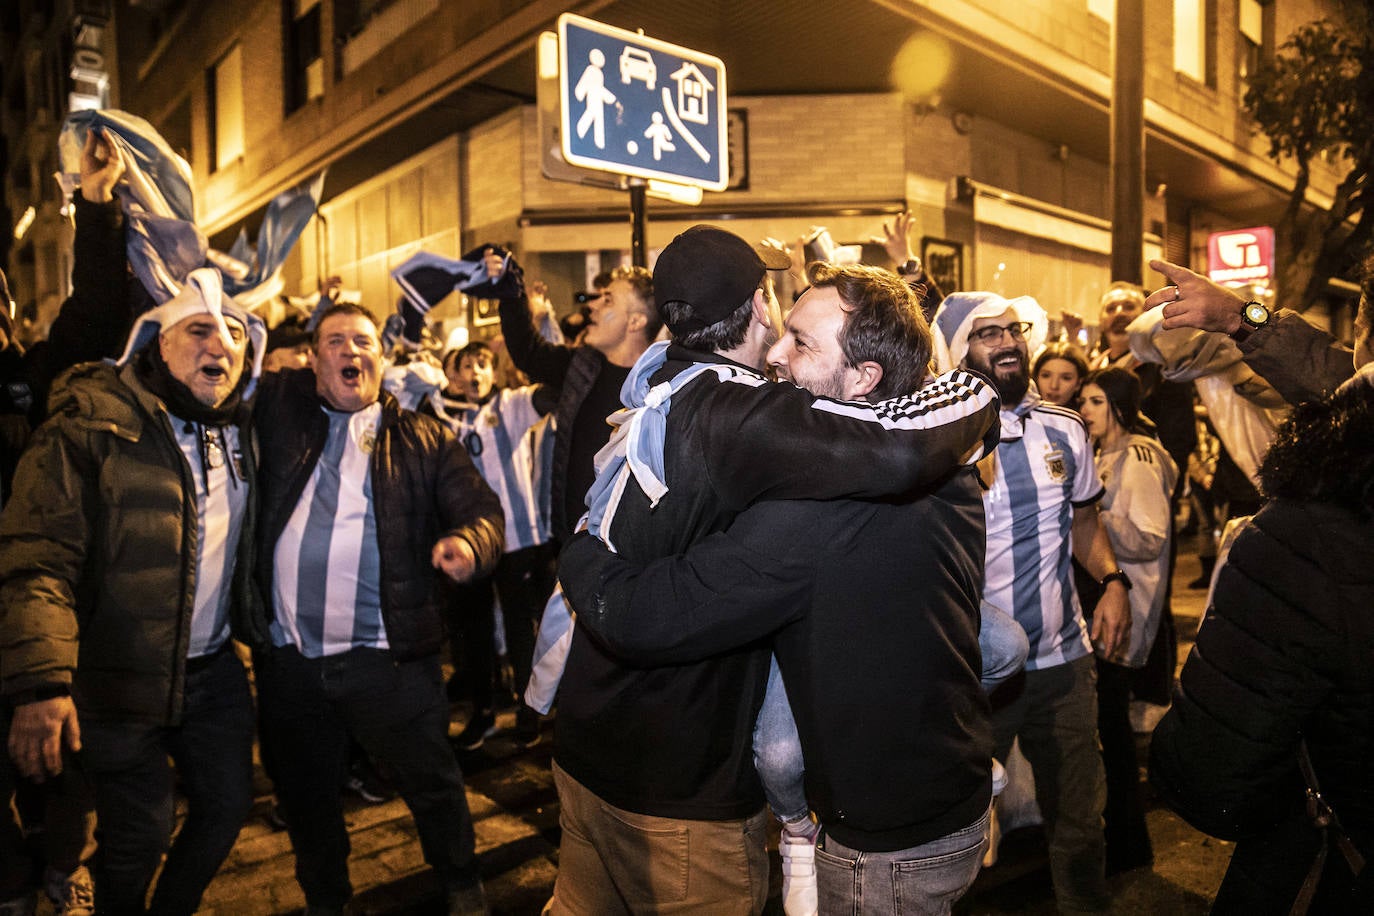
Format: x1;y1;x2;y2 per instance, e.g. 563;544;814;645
558;13;728;191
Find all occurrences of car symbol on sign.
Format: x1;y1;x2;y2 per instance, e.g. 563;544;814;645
619;47;657;90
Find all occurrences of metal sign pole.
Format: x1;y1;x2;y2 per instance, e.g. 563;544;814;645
629;179;648;267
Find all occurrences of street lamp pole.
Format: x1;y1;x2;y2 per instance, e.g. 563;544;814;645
1111;0;1145;285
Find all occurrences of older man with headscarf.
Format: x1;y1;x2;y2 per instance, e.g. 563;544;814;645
0;268;265;915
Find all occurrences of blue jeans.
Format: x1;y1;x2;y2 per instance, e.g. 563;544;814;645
752;656;808;824
80;648;255;915
979;600;1029;691
815;805;990;915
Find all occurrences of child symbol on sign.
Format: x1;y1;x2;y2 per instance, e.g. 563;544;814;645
644;112;676;161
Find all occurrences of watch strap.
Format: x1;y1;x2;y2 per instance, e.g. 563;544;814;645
1100;569;1132;591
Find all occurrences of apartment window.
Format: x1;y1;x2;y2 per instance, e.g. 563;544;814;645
335;0;395;43
1174;0;1216;86
208;44;244;171
285;0;323;113
157;97;193;167
1237;0;1275;81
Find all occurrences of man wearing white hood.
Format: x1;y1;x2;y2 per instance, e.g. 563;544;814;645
0;268;266;914
932;292;1131;914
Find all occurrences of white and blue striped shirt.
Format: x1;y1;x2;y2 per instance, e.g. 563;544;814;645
271;403;386;657
169;415;247;658
982;391;1101;671
425;386;552;552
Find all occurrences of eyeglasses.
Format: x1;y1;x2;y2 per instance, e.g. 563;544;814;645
967;321;1033;345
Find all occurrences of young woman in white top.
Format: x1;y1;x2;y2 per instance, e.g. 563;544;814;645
1078;366;1179;875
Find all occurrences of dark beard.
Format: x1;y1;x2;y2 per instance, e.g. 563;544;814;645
967;347;1030;406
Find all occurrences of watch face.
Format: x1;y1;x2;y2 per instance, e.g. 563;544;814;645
1244;302;1270;327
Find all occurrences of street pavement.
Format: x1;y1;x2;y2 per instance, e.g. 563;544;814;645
184;543;1230;915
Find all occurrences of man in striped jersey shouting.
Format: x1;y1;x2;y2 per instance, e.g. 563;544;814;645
250;303;504;916
1;269;266;914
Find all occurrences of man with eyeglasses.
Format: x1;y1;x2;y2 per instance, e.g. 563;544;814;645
932;292;1130;915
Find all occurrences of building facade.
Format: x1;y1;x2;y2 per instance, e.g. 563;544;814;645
0;0;1356;341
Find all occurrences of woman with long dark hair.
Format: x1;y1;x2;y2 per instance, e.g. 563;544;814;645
1078;367;1178;874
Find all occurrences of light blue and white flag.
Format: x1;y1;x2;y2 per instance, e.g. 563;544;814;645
207;170;326;309
525;584;574;714
59;109;205;303
59;109;322;309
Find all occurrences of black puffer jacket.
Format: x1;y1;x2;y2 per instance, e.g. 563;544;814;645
0;362;259;724
1150;378;1374;911
251;369;504;660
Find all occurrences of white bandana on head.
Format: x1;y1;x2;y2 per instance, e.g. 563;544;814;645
931;291;1049;374
116;267;267;394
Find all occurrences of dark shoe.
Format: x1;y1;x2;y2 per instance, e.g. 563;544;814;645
267;802;288;831
455;710;497;751
514;706;541;749
344;758;395;804
447;881;489;916
1188;556;1217;590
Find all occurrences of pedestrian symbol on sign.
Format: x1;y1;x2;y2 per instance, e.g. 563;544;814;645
574;49;617;150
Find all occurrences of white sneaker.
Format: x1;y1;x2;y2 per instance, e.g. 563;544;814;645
44;866;94;916
779;832;819;916
991;757;1008;796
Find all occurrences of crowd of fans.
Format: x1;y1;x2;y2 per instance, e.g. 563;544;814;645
0;111;1370;916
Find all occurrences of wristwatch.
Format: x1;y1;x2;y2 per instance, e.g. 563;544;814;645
897;257;922;278
1100;569;1132;591
1231;299;1273;342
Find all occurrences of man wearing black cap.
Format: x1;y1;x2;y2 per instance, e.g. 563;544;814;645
548;225;1001;914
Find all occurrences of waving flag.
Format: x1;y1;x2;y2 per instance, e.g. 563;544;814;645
59;109;205;303
525;584;575;714
207;170;327;309
59;109;322;309
390;245;524;347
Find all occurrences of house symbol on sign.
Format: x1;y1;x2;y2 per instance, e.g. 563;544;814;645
670;63;714;125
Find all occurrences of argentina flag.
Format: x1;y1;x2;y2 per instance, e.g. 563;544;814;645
525;584;574;715
59;109;322;308
206;170;327;309
391;246;521;347
58;109;205;303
